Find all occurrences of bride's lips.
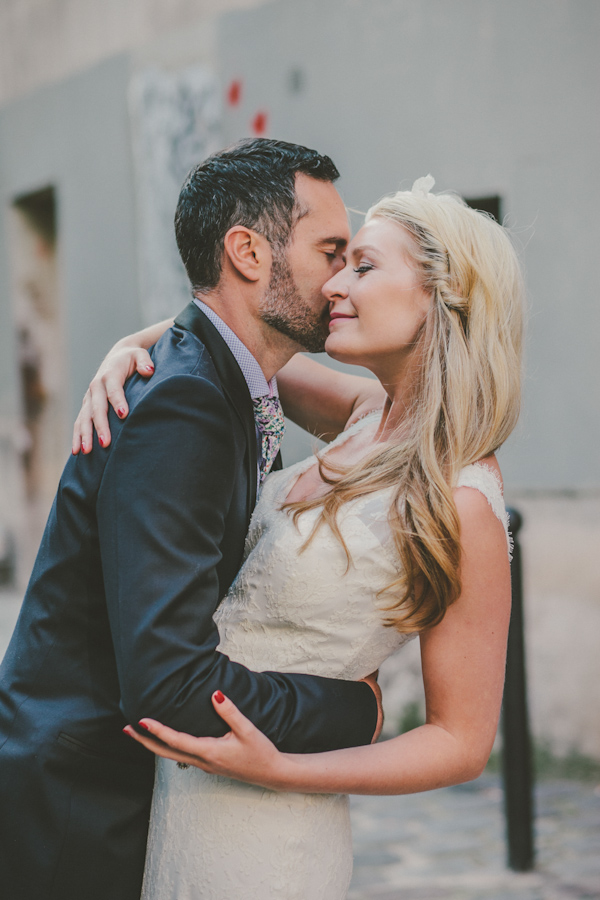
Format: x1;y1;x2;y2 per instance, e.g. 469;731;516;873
328;313;356;327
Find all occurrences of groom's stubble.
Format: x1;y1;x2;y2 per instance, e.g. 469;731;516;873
259;246;329;354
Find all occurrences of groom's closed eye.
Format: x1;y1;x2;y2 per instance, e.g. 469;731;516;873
318;238;347;255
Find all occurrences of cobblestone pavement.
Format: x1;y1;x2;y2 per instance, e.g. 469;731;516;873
2;592;598;899
349;776;600;899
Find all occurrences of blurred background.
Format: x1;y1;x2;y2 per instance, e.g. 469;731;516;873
0;0;598;790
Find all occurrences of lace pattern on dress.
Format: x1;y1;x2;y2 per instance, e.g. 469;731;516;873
141;416;512;900
456;462;513;559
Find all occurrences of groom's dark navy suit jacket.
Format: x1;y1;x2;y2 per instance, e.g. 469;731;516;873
0;304;377;900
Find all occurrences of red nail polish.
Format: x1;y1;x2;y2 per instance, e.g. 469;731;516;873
117;408;126;418
99;435;105;447
81;442;86;452
138;721;150;730
214;690;225;704
146;365;154;373
123;727;131;736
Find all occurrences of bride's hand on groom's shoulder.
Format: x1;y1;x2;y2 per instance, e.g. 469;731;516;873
123;691;284;789
72;345;155;455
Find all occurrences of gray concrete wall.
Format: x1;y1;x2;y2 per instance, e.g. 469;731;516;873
216;0;600;492
0;0;270;107
2;2;596;491
0;54;141;425
0;55;141;574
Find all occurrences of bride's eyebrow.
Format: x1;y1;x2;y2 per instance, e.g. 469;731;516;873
350;243;381;258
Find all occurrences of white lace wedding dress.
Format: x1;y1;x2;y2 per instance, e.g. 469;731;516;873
141;415;510;900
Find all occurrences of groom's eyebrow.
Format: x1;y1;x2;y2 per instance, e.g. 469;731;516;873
318;237;348;250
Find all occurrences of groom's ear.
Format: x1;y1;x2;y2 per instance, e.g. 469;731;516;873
223;226;271;283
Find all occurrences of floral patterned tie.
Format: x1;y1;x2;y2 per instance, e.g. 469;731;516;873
253;394;286;486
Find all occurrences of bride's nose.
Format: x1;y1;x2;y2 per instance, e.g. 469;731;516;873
322;269;349;302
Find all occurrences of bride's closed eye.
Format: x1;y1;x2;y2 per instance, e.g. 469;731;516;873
353;263;374;275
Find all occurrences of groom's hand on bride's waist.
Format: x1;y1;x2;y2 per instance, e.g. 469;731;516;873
360;671;383;743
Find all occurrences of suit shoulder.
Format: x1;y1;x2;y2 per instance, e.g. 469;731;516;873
126;370;230;427
151;326;221;385
124;329;225;414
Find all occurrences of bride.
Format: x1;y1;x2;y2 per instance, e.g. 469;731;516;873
80;179;522;898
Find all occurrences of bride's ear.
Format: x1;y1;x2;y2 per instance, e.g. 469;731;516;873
223;226;271;283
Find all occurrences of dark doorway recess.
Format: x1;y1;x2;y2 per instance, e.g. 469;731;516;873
464;195;502;223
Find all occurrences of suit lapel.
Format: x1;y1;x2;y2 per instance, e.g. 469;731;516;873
174;302;258;517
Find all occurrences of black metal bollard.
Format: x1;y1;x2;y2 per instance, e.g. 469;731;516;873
501;508;535;871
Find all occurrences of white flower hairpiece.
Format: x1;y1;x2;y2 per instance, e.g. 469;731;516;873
411;174;436;196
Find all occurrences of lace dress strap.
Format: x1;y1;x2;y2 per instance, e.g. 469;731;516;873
456;463;512;558
328;409;382;446
265;409;382;499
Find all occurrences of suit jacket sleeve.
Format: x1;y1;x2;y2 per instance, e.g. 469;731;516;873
96;373;377;753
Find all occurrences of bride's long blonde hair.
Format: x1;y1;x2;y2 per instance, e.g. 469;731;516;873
284;186;524;632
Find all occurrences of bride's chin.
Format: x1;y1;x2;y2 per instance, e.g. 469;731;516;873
324;334;364;367
324;337;350;364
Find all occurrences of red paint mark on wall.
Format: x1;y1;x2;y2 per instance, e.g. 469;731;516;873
227;80;242;106
251;112;268;135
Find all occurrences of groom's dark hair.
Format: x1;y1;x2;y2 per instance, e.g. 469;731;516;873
175;138;340;293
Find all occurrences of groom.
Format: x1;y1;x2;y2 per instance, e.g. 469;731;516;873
0;140;380;900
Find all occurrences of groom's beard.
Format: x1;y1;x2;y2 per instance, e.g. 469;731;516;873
259;250;329;353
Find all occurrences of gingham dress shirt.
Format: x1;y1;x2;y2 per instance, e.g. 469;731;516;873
193;299;279;491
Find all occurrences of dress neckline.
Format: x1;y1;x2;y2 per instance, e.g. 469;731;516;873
266;414;506;540
278;411;382;507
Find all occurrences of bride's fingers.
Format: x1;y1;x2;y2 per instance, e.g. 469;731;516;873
210;691;255;737
72;390;93;455
124;726;186;759
123;725;215;770
134;718;212;752
135;718;234;762
134;348;155;377
89;380;113;449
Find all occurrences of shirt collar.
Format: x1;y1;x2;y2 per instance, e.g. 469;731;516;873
193;299;278;400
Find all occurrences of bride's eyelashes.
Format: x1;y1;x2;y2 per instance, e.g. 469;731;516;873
353;263;374;275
